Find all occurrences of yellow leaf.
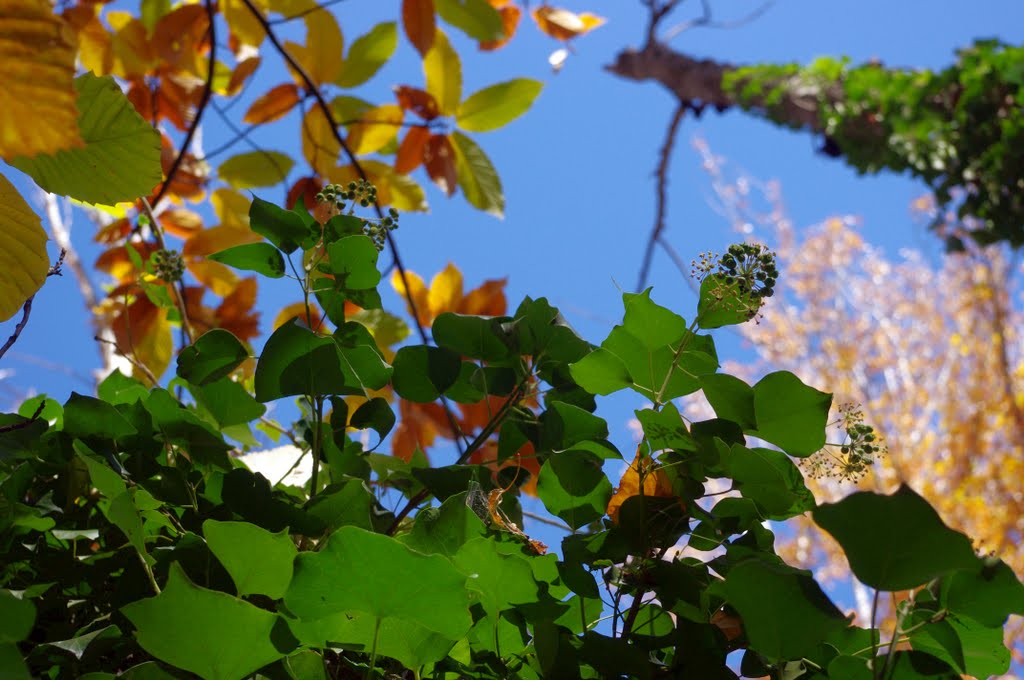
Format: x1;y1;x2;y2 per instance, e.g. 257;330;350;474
347;104;404;155
301;106;341;177
211;189;251;230
531;6;605;41
428;263;463;317
0;173;49;321
286;12;343;86
107;11;156;78
63;3;112;77
183;225;263;258
390;269;430;326
0;0;82;157
187;258;240;297
606;449;677;525
222;0;267;47
423;28;461;116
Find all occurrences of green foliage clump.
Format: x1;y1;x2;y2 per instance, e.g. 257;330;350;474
723;40;1024;248
1;196;1022;679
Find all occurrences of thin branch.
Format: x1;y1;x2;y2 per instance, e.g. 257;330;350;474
139;198;195;345
637;102;687;291
95;335;160;386
150;0;217;211
662;0;775;42
0;400;46;434
241;0;468;458
0;250;67;364
267;0;349;25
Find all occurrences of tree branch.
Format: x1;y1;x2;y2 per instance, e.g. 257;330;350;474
637;101;686;291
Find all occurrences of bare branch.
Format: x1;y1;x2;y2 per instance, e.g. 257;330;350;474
661;0;775;42
0;249;67;364
637;102;687;291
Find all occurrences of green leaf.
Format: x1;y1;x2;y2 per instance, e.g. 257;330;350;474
434;0;504;41
254;320;364;402
190;377;266;428
208;243;286;278
719;445;815;520
349;397;395;449
457;79;543;132
11;73;161;204
700;374;756;431
119;661;186;679
122;563;289;680
64;392;137;441
177;329;249;386
752;371;831;456
813;485;981;591
249;196;309;254
333;322;392;390
634;403;696;452
423;29;462;116
569;348;631;395
399;492;487;558
143;389;233;469
696;273;763;329
720;558;848;661
0;173;48;322
540;401;609;452
432;313;512;361
0;591;35;643
337;22;397;88
622;289;688;349
97;369;150;405
909;612;1009;679
453;537;539;613
325;235;380;289
42;625;121;660
939;558;1024;627
218;151;294;189
0;643;32;680
451;131;503;218
284;526;472;639
391;345;462;402
203;520;297;599
536;451;612;530
74;440;127;498
305;479;376;533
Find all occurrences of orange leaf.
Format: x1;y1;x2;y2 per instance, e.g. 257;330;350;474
154;76;201;132
126;78;154;123
107;11;156;78
243;83;300;124
286;175;322;211
273;301;323;331
395;126;430;175
187;258;240;298
480;4;521;51
401;0;435;57
606;449;678;525
158;134;209;200
94;218;133;245
109;291;173;382
95;242;157;282
158;209;202;238
183;225;262;258
392;399;452;462
226;56;261;97
460;277;507;317
394;85;440;121
531;6;606;41
424;134;457;197
427;262;463;316
215;277;260;342
711;609;744;643
152;4;209;76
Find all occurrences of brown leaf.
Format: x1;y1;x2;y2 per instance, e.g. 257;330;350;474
394;85;440;121
395;126;431;175
243;82;301;125
152;4;209;76
460;278;507;317
94;218;133;245
480;4;521;51
108;289;173;382
286;175;322;210
531;6;605;41
126;78;154;123
424;134;457;197
158;208;203;238
711;609;744;644
392;399;452;462
226;56;261;96
402;0;435;56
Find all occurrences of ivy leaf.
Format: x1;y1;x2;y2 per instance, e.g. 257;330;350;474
719;445;815;520
203;520;298;599
813;485;982;591
392;345;461;402
434;0;503;42
536;451;612;530
453;537;539;613
432;313;512;361
176;329;249;386
122;564;289;680
11;73;161;204
451;131;503;217
456;79;543;132
349;398;396;450
254;320;365;402
700;374;756;431
189;377;266;428
939;558;1024;627
284;526;472;639
249;196;309;255
0;173;48;322
751;371;831;457
337;22;398;88
218;151;294;189
209;242;286;279
0;590;35;643
423;28;461;116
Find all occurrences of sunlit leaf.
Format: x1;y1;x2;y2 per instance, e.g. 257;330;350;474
11;72;162;204
218;151;294;189
209;243;287;279
480;4;521;50
424;134;458;196
451;131;503;217
394;85;441;121
0;0;81;157
0;173;49;322
336;22;397;88
243;83;300;125
395;126;431;174
177;328;250;386
203;520;297;598
434;0;503;42
456;79;542;132
221;0;267;47
285;12;343;86
347;104;404;155
402;0;435;56
226;56;261;96
423;28;461;116
606;449;676;525
301;106;341;177
531;6;606;41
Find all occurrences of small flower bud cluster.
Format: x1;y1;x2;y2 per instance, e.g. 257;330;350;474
801;403;887;482
151;249;185;282
718;243;778;300
316;181;399;252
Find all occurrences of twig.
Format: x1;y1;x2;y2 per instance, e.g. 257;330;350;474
95;335;160;386
150;0;217;211
0;249;67;364
661;0;775;42
138;198;195;345
522;510;572;532
0;400;46;434
267;0;349;25
241;0;468;456
637;102;687;291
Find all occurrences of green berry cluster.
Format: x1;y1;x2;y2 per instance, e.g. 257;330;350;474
718;243;778;300
801;403;887;482
151;249;185;283
316;181;400;252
